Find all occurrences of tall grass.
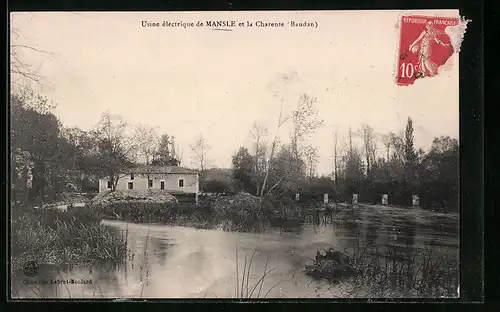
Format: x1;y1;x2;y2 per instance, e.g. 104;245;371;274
307;240;459;298
11;206;128;272
349;244;459;298
233;245;279;299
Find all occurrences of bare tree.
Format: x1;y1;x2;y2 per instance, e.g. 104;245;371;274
303;144;320;178
333;130;340;183
380;132;393;161
190;135;211;171
175;147;184;166
356;123;376;176
348;126;354;156
390;131;406;163
94;112;132;191
249;121;268;173
260;70;303;199
132;124;159;179
10;27;53;89
259;98;290;199
169;136;183;166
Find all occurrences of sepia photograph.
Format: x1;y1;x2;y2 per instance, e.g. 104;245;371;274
10;10;464;299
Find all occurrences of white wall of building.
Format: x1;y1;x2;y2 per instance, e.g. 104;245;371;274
99;173;198;194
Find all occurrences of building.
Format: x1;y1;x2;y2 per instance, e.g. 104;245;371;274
98;166;200;203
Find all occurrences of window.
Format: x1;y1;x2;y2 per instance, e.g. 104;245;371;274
130;173;135;180
148;179;153;188
107;180;113;189
178;179;184;188
160;181;165;190
128;182;133;190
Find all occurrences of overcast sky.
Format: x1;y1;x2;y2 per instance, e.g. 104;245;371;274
10;10;460;175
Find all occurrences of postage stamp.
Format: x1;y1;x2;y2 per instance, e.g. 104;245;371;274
397;16;463;86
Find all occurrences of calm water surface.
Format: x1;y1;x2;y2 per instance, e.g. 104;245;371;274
12;205;459;299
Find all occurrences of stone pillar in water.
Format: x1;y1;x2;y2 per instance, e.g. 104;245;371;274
323;193;328;204
382;194;388;205
412;194;419;207
352;194;358;205
295;193;300;201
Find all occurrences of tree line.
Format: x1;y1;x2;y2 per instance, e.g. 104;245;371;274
10;86;202;204
10;85;458;212
229;93;459;213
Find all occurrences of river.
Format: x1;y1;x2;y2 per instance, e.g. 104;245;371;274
11;204;459;299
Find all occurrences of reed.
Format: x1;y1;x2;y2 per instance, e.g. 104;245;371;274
233;244;279;299
11;206;127;272
307;239;459;298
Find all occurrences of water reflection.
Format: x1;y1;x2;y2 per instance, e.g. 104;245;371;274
11;205;459;299
332;207;362;245
364;214;380;243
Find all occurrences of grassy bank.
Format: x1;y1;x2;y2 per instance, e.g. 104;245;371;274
305;242;459;298
11;205;128;272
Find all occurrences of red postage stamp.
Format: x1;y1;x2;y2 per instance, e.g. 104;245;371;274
397;16;460;86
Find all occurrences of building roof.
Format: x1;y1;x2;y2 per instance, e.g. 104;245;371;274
128;166;199;175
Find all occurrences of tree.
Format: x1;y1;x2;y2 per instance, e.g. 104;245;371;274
419;136;459;212
267;144;306;197
259;98;289;200
333;130;339;184
10;27;54;88
132;124;159;180
290;94;323;170
249;122;268;173
270;144;305;177
380;132;393;161
11;89;64;204
190;135;210;171
231;147;255;193
303;144;319;178
94;112;133;191
404;117;418;167
57;127;103;190
152;134;170;165
259;70;298;200
403;117;419;199
340;127;365;196
151;133;180;166
168;135;182;166
259;93;324;199
356;123;377;177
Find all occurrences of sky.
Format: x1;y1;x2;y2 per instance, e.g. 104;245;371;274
10;10;460;175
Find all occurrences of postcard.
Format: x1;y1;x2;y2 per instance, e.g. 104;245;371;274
9;10;467;299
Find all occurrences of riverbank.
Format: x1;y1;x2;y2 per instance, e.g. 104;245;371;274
11;205;128;272
89;190;459;234
91;190;318;232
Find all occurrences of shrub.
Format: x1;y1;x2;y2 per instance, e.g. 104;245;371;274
89;189;179;223
202;179;236;194
267;196;304;220
211;192;274;231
